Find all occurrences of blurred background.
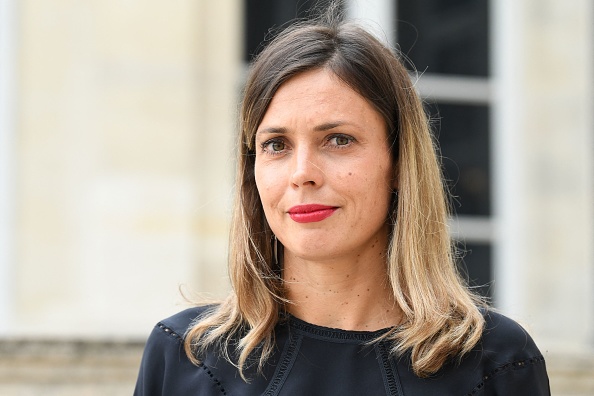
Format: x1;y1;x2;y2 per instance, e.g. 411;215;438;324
0;0;592;394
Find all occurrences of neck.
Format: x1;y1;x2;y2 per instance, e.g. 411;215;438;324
282;252;402;331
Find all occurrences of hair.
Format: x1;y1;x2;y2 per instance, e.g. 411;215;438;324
184;10;486;379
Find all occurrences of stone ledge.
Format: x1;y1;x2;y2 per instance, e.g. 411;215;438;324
546;352;594;395
0;338;144;384
0;339;593;395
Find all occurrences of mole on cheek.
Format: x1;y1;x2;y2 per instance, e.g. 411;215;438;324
348;172;352;176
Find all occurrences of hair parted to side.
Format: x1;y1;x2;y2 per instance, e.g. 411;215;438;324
184;6;486;379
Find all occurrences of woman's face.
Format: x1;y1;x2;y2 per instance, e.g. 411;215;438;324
254;68;395;262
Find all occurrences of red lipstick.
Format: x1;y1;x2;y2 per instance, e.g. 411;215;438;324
288;204;337;223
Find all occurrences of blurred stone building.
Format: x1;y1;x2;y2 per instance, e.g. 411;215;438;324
0;0;592;394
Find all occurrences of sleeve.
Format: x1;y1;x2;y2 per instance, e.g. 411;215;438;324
134;325;175;396
134;307;228;395
482;355;551;396
477;311;551;396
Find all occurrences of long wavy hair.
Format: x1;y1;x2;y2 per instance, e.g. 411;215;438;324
184;14;485;379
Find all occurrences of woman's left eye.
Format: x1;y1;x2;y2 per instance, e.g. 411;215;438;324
328;134;354;147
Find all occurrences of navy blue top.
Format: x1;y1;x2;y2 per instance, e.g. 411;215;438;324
134;306;550;395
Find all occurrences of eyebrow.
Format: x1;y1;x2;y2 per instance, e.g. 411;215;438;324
314;121;347;131
256;126;288;135
256;121;352;135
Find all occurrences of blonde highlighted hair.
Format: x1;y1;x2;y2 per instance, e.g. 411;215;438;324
185;12;485;379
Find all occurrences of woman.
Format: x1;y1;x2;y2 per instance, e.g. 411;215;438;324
135;14;550;396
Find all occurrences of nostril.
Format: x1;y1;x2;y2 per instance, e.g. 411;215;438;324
291;178;316;187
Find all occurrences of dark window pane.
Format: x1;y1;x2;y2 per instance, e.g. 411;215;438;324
397;0;489;76
456;242;492;299
427;103;490;216
245;0;335;61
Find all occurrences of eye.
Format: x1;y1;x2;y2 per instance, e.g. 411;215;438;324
260;138;287;154
335;135;350;146
271;141;285;151
328;134;355;147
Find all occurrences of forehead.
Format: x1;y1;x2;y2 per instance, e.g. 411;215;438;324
270;68;353;106
257;68;383;131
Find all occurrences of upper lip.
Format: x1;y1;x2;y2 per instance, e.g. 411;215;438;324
287;204;337;214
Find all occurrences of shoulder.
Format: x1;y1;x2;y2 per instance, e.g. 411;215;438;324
138;305;215;361
134;305;219;395
157;305;215;339
479;309;544;364
466;309;550;395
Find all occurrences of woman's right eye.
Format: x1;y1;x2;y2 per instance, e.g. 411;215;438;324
261;139;286;154
271;141;285;152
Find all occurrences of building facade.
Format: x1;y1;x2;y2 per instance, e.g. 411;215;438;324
0;0;592;393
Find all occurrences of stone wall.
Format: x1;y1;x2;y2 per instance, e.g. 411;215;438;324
8;0;241;339
0;339;143;395
1;1;593;394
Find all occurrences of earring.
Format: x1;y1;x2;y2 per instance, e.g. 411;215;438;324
273;234;278;266
390;189;399;223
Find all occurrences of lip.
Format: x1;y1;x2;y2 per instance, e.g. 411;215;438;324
287;204;338;223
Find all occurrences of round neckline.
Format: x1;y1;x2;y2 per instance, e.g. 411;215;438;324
284;313;395;342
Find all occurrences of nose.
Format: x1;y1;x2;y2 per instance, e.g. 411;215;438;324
290;147;324;188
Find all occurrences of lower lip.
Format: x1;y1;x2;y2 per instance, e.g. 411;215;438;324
289;208;337;223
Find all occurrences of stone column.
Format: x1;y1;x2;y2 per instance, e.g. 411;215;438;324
15;0;241;337
493;0;594;352
0;0;18;334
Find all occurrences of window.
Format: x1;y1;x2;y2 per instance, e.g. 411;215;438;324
397;0;489;77
397;0;493;298
245;0;336;61
243;0;495;298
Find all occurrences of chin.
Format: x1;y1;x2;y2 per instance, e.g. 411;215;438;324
285;245;342;262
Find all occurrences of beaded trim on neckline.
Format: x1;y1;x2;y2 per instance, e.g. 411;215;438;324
285;313;394;342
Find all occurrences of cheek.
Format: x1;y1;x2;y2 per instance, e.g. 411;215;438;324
254;160;268;193
255;165;280;208
366;165;393;207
